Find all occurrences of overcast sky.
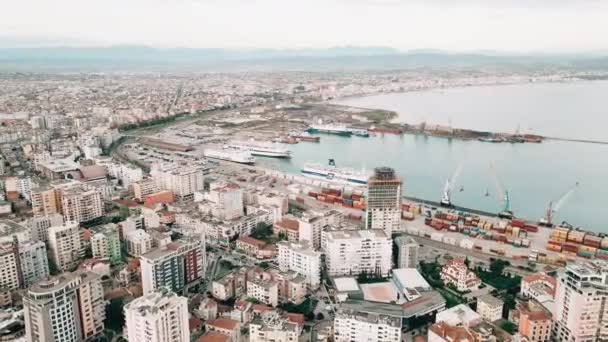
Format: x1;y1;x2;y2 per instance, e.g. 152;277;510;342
2;0;607;52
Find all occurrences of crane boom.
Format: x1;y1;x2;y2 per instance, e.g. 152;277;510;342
441;162;464;207
540;182;579;226
489;163;513;218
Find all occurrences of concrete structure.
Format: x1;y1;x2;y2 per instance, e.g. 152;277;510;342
395;235;419;269
31;186;60;217
553;261;608;342
440;258;481;292
476;294;503;322
206;318;241;342
334;300;402;342
436;304;482;328
323;229;392;277
48;221;83;271
247;278;279;307
24;274;83;342
90;223;122;265
124;290;190;342
249;311;299;342
27;213;64;242
0;243;21;292
74;270;106;340
18;240;50;288
510;300;552;342
428;322;482;342
277;240;321;288
140;239;205;295
207;181;244;220
151;163;205;199
60;186;104;223
0;219;31;244
391;268;431;301
125;229;153;257
133;178;160;201
236;236;275;259
297;209;343;250
521;272;556;312
365;167;402;236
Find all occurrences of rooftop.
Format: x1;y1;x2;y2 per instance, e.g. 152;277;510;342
332;277;361;292
325;228;388;241
207;318;239;331
478;294;503;308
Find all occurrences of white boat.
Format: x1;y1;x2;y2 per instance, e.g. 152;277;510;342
307;123;352;136
228;140;292;158
301;159;369;185
204;148;255;164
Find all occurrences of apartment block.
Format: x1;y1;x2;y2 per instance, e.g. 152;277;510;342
323;229;392;277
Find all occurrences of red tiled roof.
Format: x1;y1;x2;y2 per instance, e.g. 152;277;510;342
239;235;267;248
207;318;239;331
197;332;230;342
274;218;299;232
284;313;304;327
189;317;203;331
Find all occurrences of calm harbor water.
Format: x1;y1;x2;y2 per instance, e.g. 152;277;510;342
259;81;608;232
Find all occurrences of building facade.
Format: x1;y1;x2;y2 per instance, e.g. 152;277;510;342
395;235;419;269
277;240;321;288
48;221;83;272
90;223;122;265
365;167;402;236
440;258;481;292
323;229;392;277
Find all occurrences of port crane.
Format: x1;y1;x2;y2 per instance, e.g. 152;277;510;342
489;163;514;219
440;162;464;207
539;182;579;227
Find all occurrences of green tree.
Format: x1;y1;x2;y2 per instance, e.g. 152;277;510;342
316;313;325;320
490;259;507;276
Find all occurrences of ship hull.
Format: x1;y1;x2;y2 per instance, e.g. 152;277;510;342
307;128;352;136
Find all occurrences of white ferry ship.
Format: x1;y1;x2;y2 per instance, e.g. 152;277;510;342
204;148;255;164
307;123;352;136
227;140;292;158
301;159;369;185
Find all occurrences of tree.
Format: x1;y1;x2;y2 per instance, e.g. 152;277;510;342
464;256;470;268
490;259;507;276
316;313;325;320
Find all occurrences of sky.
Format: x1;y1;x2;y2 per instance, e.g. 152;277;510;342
2;0;608;52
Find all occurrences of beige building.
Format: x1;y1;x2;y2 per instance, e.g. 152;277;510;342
48;221;83;271
61;186;104;223
476;294;503;322
510;300;552;342
31;186;60;216
365;167;402;236
0;244;20;292
75;270;106;340
125;229;153;257
297;209;343;250
133;178;160;201
249;311;300;342
440;258;481;292
247;278;279;307
206;318;241;342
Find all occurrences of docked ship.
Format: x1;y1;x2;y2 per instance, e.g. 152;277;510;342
227;140;292;158
204;148;255;164
301;159;369;185
478;136;505;143
307;124;352;136
346;128;370;137
290;131;320;142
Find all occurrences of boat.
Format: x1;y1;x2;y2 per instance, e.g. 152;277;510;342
307;124;352;136
273;137;299;144
301;159;370;185
290;131;320;142
346;128;370;137
478;136;504;143
227;140;292;158
204;148;255;164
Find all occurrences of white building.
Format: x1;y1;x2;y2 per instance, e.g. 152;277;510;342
246;278;279;307
365;167;402;236
334;301;402;342
124;290;190;342
395;235;419;269
440;258;481;292
4;176;33;200
27;213;64;242
476;294;503;322
0;244;20;292
48;221;83;271
277;240;321;288
19;240;50;288
249;311;300;342
151;163;205;199
436;304;482;328
323;229;392;277
0;219;32;244
125;229;153;257
553;261;608;342
90;223;122;265
297;209;343;250
207;181;244;220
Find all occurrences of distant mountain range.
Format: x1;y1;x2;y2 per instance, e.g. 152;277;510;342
1;46;607;72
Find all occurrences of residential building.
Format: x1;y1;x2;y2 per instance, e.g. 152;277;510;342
31;186;60;217
395;235;419;269
436;304;482;328
124;289;190;342
212;268;248;301
552;260;608;342
273;217;300;242
90;223;122;265
207;181;244;220
249;311;300;342
521;272;556;312
428;322;482;342
236;236;276;259
60;185;104;223
24;274;83;342
297;209;343;250
206;318;241;342
365;167;402;236
151;163;205;199
48;221;83;271
140;239;205;295
18;240;50;288
476;294;503;322
75;270;106;340
440;258;481;292
247;277;279;307
27;213;64;242
323;229;392;277
0;219;31;244
133;178;160;201
0;243;20;292
510;300;552;342
334;300;402;342
125;229;153;257
277;240;321;288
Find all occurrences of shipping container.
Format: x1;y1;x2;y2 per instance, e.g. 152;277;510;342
511;218;525;228
546;244;562;252
460;239;474;250
431;233;444;242
597;249;608;260
567;230;586;243
562;242;579;253
583;235;602;248
523;224;539;233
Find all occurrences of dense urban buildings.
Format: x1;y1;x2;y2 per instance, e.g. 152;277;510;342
277;240;321;288
395;235;419;269
323;229;392;277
